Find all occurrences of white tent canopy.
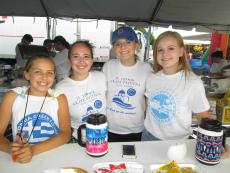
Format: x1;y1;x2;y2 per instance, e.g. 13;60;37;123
1;0;230;32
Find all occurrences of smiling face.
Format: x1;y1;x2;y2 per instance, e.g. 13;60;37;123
156;36;184;74
24;58;55;96
69;43;93;80
113;39;139;66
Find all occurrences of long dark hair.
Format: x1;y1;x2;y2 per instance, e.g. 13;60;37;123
53;36;70;49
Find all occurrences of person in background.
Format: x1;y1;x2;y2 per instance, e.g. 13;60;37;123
143;31;210;141
221;64;230;75
53;36;71;82
15;34;33;68
102;26;152;142
43;39;56;57
55;40;106;143
210;50;229;76
0;55;71;163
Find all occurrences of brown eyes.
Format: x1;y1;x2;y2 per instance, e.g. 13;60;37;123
157;47;175;53
33;71;55;76
70;55;92;61
114;41;132;48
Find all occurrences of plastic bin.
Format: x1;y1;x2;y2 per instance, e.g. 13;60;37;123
189;59;202;67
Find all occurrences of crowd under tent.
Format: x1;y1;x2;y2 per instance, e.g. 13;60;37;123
1;0;230;60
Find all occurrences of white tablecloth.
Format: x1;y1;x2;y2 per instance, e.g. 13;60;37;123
0;139;229;173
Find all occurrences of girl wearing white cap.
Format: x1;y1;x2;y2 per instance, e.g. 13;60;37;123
103;26;152;142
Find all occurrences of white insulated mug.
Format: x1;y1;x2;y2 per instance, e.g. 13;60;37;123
78;113;108;156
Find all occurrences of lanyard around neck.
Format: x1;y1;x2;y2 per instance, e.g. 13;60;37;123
19;88;48;144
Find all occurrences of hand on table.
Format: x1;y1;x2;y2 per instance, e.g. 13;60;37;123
221;144;230;159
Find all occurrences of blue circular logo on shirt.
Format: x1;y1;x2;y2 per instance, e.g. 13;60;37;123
17;112;59;145
127;88;136;96
149;91;176;122
94;100;102;109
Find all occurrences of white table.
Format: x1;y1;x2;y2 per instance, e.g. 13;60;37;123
0;139;229;173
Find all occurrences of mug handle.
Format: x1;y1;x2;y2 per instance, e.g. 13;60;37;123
77;124;86;147
222;128;227;149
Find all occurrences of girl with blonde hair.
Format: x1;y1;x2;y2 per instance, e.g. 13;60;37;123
143;31;210;140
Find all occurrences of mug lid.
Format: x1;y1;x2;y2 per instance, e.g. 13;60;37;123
87;113;107;125
199;118;222;132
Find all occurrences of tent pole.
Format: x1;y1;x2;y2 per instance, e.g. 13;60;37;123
40;0;50;39
76;19;81;40
46;17;51;39
144;25;152;61
51;18;56;39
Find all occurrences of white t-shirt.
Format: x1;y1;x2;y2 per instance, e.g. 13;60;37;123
210;59;229;73
144;70;210;140
55;71;107;139
11;86;61;144
53;48;71;82
15;43;27;68
102;59;153;134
